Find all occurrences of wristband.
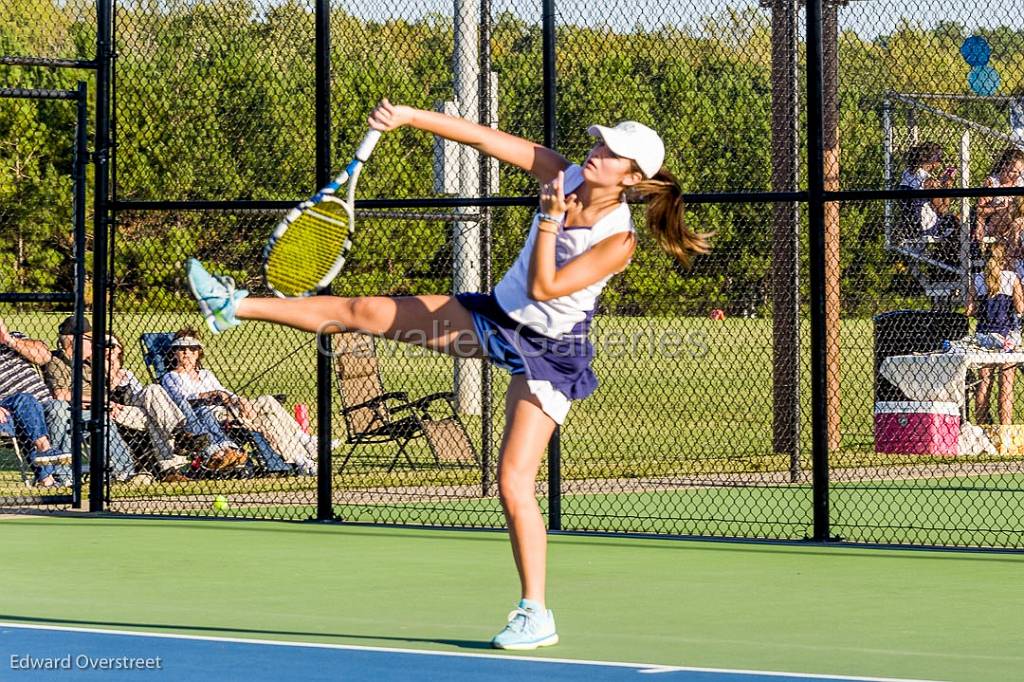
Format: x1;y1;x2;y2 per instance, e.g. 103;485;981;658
537;211;564;225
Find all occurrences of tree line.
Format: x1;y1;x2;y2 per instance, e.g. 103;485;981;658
3;0;1024;316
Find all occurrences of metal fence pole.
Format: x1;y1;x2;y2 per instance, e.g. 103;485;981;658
958;130;971;307
315;0;335;522
453;0;484;416
881;97;893;251
769;0;801;478
542;0;561;531
805;0;830;542
71;81;88;509
479;0;493;497
89;0;114;512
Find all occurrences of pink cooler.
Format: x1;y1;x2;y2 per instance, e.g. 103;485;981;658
874;401;960;456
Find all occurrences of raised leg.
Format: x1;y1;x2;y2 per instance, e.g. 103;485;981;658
237;295;484;358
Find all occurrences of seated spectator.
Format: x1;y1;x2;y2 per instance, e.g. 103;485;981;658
106;333;246;477
161;329;316;474
41;316;141;483
0;392;70;488
0;317;75;487
894;142;962;268
975;147;1024;245
966;242;1024;425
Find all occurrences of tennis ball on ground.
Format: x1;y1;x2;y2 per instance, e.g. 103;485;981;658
212;495;230;512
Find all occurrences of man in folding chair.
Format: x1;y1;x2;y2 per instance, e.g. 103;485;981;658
104;334;193;482
0;319;74;487
41;317;141;483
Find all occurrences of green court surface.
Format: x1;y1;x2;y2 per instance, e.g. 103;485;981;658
143;474;1024;547
1;516;1021;681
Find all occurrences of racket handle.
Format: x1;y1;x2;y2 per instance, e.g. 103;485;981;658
355;130;382;162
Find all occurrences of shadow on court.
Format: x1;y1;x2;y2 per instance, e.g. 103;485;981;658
0;613;493;650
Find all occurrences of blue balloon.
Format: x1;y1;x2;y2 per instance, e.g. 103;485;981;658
961;35;991;67
968;64;1001;96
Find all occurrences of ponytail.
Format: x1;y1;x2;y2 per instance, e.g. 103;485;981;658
984;242;1008;298
630;167;711;267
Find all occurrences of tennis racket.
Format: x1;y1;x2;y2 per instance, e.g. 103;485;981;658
263;129;382;298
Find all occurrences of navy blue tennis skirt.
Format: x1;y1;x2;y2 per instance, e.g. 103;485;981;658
455;292;598;401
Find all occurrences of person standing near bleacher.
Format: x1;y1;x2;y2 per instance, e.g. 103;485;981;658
975;147;1024;246
967;242;1024;425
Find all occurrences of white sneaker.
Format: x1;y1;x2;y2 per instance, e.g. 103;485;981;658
490;600;559;650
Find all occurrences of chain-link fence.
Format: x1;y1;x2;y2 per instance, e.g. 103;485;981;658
0;80;89;510
4;0;1024;549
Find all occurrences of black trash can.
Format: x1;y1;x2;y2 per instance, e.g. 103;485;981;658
873;310;969;402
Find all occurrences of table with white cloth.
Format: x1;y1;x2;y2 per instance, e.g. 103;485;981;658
879;350;1024;407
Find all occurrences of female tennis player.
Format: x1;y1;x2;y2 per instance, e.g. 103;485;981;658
186;99;710;649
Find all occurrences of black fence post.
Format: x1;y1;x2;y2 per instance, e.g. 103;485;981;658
89;0;114;513
71;81;88;509
805;0;831;542
314;0;335;522
479;0;494;497
541;0;561;531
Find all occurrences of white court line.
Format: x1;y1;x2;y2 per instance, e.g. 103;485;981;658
636;664;946;681
0;622;946;682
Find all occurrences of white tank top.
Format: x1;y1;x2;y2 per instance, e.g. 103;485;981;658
493;164;635;339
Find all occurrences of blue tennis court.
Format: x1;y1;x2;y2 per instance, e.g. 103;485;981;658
1;623;943;682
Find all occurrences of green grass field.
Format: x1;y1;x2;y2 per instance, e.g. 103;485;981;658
3;310;1024;547
0;310;947;460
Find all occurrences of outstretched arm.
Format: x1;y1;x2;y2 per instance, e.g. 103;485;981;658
368;99;569;183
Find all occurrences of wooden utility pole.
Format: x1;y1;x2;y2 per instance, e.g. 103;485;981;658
766;0;846;466
767;0;801;475
822;2;841;453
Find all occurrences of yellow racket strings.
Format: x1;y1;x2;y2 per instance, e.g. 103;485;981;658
265;203;350;296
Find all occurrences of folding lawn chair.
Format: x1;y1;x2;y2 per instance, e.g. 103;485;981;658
332;331;479;474
0;432;32;487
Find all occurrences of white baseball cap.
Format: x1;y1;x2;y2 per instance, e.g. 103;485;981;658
587;121;665;178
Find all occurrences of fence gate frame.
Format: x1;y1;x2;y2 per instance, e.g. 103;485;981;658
0;82;90;508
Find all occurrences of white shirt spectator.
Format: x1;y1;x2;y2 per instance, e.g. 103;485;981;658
898;168;938;233
161;369;234;406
